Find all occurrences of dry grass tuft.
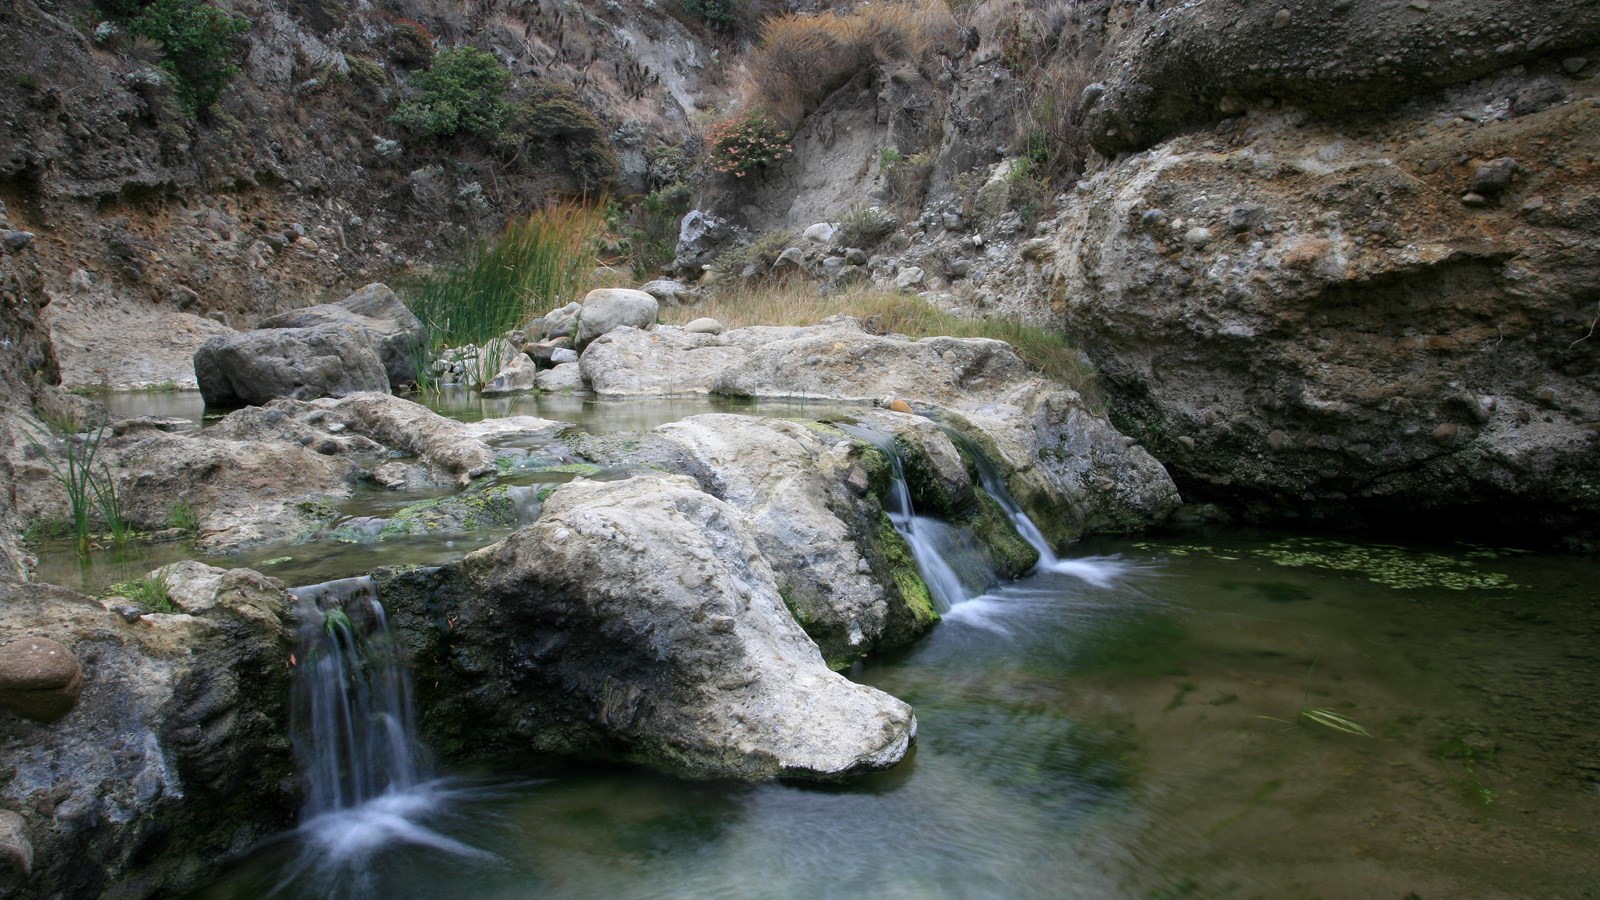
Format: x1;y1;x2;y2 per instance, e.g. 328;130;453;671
666;280;1099;402
744;1;958;129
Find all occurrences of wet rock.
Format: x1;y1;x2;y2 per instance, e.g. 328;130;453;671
0;637;82;722
576;288;659;349
257;284;425;389
382;474;916;779
0;577;295;898
194;323;390;406
654;415;938;665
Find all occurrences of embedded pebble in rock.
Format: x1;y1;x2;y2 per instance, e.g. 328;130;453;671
684;317;725;335
0;637;83;721
1;230;34;251
1470;157;1520;195
0;809;31;877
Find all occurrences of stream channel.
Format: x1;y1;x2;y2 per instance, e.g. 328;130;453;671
53;391;1600;898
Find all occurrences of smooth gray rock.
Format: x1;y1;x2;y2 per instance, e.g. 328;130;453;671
258;284;425;389
639;279;689;306
576;288;659;348
684;317;725;335
536;362;586;392
194;324;390;406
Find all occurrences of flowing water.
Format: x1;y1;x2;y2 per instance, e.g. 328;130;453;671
67;393;1600;898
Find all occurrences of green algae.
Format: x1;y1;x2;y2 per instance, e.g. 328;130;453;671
1135;537;1522;591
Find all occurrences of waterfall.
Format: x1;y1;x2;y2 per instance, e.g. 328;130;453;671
946;427;1137;589
291;576;428;818
840;424;994;611
283;577;487;887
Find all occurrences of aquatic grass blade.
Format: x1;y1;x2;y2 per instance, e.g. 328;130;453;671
1300;708;1372;737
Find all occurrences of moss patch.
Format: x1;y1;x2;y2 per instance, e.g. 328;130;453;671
869;511;939;643
963;490;1040;579
379;484;520;538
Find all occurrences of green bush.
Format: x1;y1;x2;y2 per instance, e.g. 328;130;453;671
681;0;743;31
391;46;510;139
128;0;250;116
503;84;618;192
621;183;693;278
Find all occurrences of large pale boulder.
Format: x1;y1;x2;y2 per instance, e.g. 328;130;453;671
653;415;938;666
258;284;425;388
576;288;659;348
380;474;917;779
193;323;389;406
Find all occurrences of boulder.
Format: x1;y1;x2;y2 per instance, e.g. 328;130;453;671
381;474;916;779
684;317;725;336
802;222;838;243
193;323;390;406
536;362;586;393
541;302;582;339
673;209;730;272
638;279;689;306
258;283;425;388
480;354;539;397
0;576;295;897
576;288;659;348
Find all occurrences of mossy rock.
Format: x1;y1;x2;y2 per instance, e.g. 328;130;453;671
378;485;522;538
864;511;939;646
963;490;1040;580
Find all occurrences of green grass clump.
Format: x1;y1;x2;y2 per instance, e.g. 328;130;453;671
165;499;199;533
23;418;128;558
403;203;604;391
108;568;176;613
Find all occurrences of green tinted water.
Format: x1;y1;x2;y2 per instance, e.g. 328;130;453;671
193;534;1600;899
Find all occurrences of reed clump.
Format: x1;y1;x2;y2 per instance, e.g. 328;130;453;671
403;203;604;390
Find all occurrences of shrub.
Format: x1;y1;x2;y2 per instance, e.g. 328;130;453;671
498;81;619;192
746;1;956;128
710;228;796;281
680;0;742;32
835;202;899;249
881;147;935;209
128;0;250;116
621;182;694;278
391;46;510;140
705;108;791;179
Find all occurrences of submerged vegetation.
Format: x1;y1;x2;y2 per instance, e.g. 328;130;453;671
1140;538;1524;591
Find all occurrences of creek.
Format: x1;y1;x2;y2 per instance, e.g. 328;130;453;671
66;391;1600;898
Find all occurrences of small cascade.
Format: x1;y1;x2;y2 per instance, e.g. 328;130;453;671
291;576;428;818
947;427;1139;588
284;577;487;887
840;424;994;611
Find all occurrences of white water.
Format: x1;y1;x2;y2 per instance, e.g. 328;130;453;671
287;577;489;893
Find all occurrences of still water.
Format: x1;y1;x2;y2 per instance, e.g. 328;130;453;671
192;533;1600;899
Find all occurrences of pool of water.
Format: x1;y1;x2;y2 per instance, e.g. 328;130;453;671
189;533;1600;899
